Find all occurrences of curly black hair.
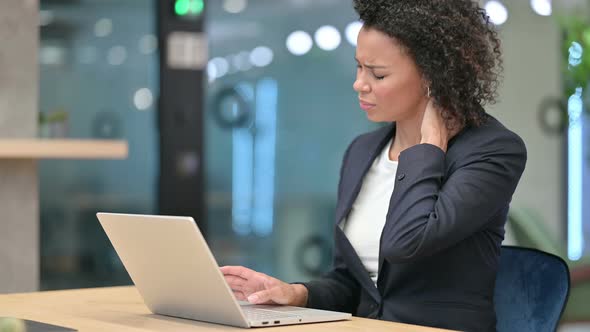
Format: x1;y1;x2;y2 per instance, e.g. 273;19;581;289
353;0;502;128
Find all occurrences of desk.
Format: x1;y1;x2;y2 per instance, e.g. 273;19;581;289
0;286;454;331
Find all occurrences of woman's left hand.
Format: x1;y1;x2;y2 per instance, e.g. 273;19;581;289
420;99;458;152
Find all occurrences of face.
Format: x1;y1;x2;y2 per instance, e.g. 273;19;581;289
354;26;428;123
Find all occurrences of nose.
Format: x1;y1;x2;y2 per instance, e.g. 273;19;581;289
353;75;370;93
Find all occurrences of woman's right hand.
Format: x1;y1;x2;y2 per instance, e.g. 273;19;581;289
220;265;308;307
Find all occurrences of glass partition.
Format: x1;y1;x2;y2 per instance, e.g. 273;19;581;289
203;0;377;282
39;0;158;289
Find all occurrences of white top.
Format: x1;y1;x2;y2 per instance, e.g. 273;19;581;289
343;138;398;285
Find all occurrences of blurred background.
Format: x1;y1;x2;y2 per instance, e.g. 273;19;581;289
0;0;589;330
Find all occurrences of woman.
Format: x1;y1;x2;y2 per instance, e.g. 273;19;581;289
221;0;527;331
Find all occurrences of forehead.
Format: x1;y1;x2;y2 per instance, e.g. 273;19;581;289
355;26;405;64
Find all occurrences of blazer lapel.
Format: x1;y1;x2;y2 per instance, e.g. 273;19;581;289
333;123;395;303
335;123;395;225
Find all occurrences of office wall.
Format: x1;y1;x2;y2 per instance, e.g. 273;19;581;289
488;1;565;242
0;0;39;292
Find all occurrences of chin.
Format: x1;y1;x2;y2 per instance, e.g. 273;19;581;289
366;113;394;123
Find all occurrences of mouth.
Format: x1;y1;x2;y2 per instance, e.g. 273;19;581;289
359;100;376;111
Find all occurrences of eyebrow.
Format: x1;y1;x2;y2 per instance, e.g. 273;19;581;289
354;57;388;69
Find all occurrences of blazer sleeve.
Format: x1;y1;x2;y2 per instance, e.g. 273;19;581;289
380;131;527;263
298;138;361;313
299;249;361;313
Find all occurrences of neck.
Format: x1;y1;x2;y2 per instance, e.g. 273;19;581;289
387;102;428;161
392;107;425;151
394;119;422;150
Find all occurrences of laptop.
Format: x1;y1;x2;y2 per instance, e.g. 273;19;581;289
96;212;352;328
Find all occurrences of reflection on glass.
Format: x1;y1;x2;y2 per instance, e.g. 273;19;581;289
231;83;255;236
205;0;379;283
485;1;509;26
286;31;313;56
314;25;341;51
39;0;381;290
568;87;583;260
567;41;585;261
252;79;278;236
345;21;363;46
39;0;158;289
530;0;552;17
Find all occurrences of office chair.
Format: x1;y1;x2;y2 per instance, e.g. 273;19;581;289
507;207;590;322
494;246;570;332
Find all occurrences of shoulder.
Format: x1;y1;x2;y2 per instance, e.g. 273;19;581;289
346;124;393;155
452;115;526;156
448;114;527;170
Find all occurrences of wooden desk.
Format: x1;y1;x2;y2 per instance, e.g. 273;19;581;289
0;286;454;331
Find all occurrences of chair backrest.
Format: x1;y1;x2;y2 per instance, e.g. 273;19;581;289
494;246;570;332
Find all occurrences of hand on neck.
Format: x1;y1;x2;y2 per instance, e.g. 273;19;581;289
388;111;424;161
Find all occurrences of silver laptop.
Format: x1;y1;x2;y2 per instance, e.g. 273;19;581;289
96;212;351;328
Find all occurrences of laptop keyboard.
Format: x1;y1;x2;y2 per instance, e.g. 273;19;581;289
241;307;300;320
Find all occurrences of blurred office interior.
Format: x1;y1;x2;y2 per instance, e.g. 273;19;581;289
0;0;589;330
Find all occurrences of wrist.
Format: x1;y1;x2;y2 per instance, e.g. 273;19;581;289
291;284;309;307
420;133;447;152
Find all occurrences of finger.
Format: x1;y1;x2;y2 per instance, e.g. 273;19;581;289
220;265;246;276
220;269;248;282
248;285;289;305
232;290;247;301
264;280;292;305
224;275;247;289
247;288;276;305
220;266;257;279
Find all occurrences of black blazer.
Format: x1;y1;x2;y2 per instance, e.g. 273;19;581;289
302;115;527;332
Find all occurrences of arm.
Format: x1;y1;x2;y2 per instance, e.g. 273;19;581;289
298;251;361;313
381;132;527;263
